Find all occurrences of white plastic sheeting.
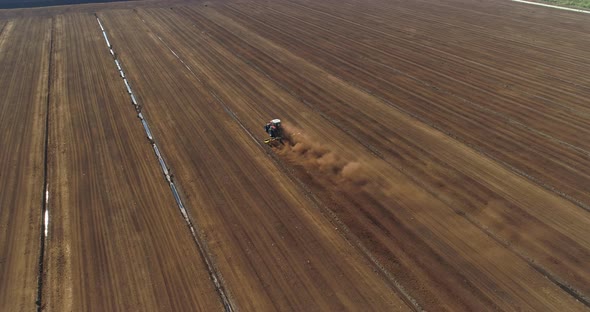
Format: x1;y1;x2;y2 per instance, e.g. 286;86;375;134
96;15;171;186
123;79;132;94
511;0;590;13
153;144;170;179
142;119;153;142
102;31;111;48
114;59;122;71
95;16;234;311
171;183;188;218
97;18;105;31
44;185;49;237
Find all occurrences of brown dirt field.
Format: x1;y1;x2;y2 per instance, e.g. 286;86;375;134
123;4;587;310
0;0;589;311
0;17;50;312
43;13;221;311
98;9;411;310
163;2;590;306
216;0;590;208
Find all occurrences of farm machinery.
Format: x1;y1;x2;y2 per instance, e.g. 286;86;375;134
264;118;283;145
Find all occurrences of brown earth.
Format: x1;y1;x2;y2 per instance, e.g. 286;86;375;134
0;0;589;311
42;13;221;311
0;17;50;312
98;9;410;310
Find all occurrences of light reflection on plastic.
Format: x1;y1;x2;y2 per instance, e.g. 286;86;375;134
44;186;49;237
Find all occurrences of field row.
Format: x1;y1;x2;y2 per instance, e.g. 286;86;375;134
217;0;590;207
106;3;588;309
162;2;590;307
99;8;410;311
0;0;589;310
0;17;50;310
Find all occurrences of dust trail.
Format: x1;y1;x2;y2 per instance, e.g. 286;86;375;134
271;125;423;310
275;124;370;189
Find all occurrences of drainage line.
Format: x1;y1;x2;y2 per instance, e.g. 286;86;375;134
36;17;54;312
95;15;234;312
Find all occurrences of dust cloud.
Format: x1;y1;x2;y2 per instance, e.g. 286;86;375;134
275;125;370;189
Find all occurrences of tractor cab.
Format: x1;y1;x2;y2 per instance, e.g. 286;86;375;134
264;118;283;143
270;119;281;129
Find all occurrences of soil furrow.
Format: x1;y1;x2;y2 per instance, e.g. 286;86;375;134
102;8;412;310
216;3;590;209
158;5;589;310
172;4;590;303
43;13;222;311
0;17;51;312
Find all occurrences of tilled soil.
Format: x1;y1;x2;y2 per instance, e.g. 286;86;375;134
1;0;589;311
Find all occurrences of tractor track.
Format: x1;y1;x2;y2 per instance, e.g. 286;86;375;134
216;98;424;312
256;4;590;158
225;28;590;310
277;0;590;118
234;0;590;145
219;2;590;213
359;57;590;158
286;0;590;79
242;1;590;158
274;1;590;106
35;17;54;312
190;2;590;218
179;6;590;306
96;15;234;312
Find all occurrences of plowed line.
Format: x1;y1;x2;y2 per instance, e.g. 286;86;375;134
259;2;590;140
181;6;590;305
220;3;590;211
35;17;54;312
96;16;234;312
278;0;590;114
278;1;590;96
138;10;422;311
267;3;590;158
